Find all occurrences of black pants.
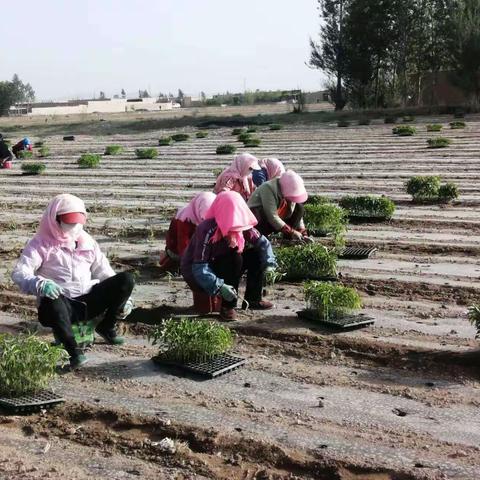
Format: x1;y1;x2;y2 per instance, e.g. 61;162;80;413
211;249;263;308
38;272;134;358
252;203;305;237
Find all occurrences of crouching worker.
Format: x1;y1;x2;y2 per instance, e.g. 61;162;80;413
160;192;216;274
248;169;312;243
11;194;134;369
252;157;286;187
12;137;32;158
181;191;276;321
0;134;13;168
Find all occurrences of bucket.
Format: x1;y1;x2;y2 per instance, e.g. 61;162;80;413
2;161;12;169
192;290;222;314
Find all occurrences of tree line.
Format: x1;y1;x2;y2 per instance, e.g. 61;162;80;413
309;0;480;110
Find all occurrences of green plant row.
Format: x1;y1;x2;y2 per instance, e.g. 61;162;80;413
21;162;46;175
18;150;33;159
78;153;101;168
304;281;362;321
149;318;234;363
0;333;67;397
38;146;50;158
171;133;189;142
216;144;236;155
427;137;451;148
393;125;416;136
304;203;347;250
135;148;158;159
159;136;172;146
104;145;124;155
339;195;396;220
426;124;442;132
405;176;458;203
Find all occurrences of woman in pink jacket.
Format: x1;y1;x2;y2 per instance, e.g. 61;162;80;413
12;194;134;369
213;153;262;201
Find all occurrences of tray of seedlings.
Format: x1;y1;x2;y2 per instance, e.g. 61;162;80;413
339;195;396;223
0;333;67;414
405;176;459;204
297;281;374;330
150;318;245;379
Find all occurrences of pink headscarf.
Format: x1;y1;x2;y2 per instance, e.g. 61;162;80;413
176;192;216;225
279;170;308;204
260;158;285;180
214;153;260;197
204;191;258;253
36;194;88;247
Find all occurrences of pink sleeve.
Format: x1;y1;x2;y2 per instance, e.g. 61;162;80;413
90;241;116;281
11;240;45;295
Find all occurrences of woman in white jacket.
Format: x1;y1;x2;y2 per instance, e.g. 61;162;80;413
12;194;134;369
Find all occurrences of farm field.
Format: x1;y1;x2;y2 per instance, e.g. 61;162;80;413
0;115;479;480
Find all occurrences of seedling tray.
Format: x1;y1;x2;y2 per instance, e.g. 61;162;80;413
297;309;375;330
152;353;246;379
63;135;75;141
0;390;65;414
339;246;377;260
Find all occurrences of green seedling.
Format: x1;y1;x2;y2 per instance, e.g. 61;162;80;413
243;137;261;147
393;125;416;136
450;121;466;129
237;132;252;143
438;182;459;203
427;137;451;148
159;136;172;146
135;148;158;159
405;176;441;202
426;124;442;132
304;203;347;249
38;146;50;158
269;124;283;130
104;145;124;155
78;153;101;168
171;133;190;142
339;195;396;220
216;144;236;155
0;333;68;397
232;128;246;136
196;131;208;138
246;126;257;133
304;281;362;321
18;150;33;159
149;318;234;363
21;162;46;175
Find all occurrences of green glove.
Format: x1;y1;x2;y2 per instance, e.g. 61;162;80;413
219;284;237;301
39;280;63;299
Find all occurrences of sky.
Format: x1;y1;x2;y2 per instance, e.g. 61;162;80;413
2;0;325;101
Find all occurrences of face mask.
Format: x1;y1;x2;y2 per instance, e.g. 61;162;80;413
60;222;83;240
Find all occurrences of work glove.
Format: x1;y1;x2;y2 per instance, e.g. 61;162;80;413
303;235;315;244
38;280;63;300
117;297;134;320
291;230;304;242
219;284;237;302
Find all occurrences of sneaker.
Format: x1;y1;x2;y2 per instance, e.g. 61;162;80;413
246;300;274;310
70;354;88;370
95;327;125;345
219;307;237;321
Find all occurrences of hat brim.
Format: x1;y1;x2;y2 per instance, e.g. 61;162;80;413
286;192;308;204
59;212;86;224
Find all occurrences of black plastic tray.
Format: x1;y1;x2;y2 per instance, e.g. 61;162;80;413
297;309;375;330
0;390;65;414
339;246;378;260
152;353;246;378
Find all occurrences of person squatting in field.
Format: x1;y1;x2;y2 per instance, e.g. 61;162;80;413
0;134;14;168
214;153;262;201
181;191;277;321
252;157;286;187
11;194;134;369
12;137;32;158
248;169;313;243
159;192;216;274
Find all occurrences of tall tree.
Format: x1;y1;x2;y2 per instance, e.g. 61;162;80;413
309;0;349;110
0;74;35;116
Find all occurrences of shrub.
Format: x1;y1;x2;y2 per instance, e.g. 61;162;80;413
339;195;396;220
0;333;67;397
38;146;50;158
275;244;337;281
427;137;451;148
358;118;371;125
405;176;441;201
384;116;398;124
243;137;261;147
159;136;172;146
171;133;189;142
104;145;123;155
304;203;347;248
149;318;234;363
216;144;237;155
337;120;350;127
18;150;33;159
78;153;101;168
467;305;480;338
393;125;416;136
247;126;257;133
232;128;246;136
402;115;415;123
196;131;208;138
21;162;46;175
438;182;459;203
450;121;466;129
304;281;362;321
237;132;252;143
427;124;443;132
269;124;283;130
135;148;158;159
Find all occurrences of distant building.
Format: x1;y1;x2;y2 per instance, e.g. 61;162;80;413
10;97;174;116
304;91;330;104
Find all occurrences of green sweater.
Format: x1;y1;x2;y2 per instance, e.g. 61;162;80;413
248;178;296;231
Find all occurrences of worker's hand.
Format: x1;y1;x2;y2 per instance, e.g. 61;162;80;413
291;230;304;242
117;297;134;320
219;284;237;302
302;235;315;244
38;280;63;300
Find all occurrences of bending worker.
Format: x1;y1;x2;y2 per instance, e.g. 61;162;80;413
12;137;32;157
12;194;134;369
252;157;286;187
181;191;276;321
159;192;216;273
